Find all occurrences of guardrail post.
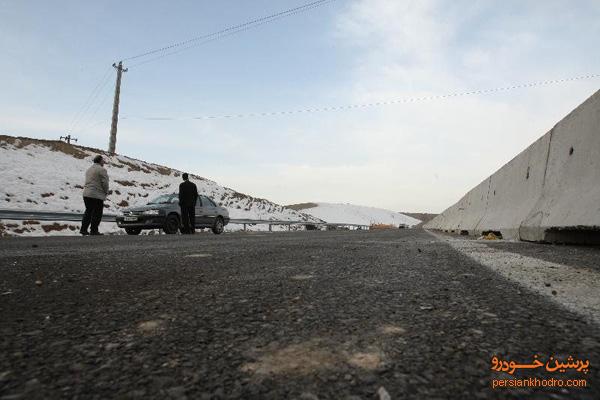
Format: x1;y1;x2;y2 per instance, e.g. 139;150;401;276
288;224;291;231
269;224;272;232
243;223;247;231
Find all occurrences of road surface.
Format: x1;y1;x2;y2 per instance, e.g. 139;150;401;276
1;229;598;399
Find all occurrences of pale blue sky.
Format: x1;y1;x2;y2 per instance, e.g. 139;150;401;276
1;0;599;212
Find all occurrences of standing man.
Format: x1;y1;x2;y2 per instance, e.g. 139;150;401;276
179;173;198;234
80;155;109;236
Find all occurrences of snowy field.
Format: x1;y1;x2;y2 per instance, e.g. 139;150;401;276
297;203;421;227
0;135;319;236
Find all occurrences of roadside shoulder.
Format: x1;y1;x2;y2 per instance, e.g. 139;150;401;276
428;231;600;326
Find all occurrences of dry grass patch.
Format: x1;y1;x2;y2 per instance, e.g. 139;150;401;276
0;135;88;159
153;165;171;176
285;202;318;211
119;159;144;172
42;223;69;233
114;180;135;187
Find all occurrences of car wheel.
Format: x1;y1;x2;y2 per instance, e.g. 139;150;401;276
125;227;142;235
212;217;224;235
163;214;180;234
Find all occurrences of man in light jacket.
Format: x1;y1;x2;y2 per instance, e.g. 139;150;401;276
80;155;109;235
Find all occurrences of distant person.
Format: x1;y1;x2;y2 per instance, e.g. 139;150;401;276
80;155;109;236
179;173;198;234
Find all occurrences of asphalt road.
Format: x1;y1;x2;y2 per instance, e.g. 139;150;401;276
1;229;598;399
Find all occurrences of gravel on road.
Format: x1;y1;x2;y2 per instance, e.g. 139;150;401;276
1;230;598;399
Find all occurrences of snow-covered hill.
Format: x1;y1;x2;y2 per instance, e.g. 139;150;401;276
287;202;421;227
0;135;321;236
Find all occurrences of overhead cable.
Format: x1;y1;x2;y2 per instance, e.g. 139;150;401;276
120;73;600;121
66;67;113;134
123;0;337;67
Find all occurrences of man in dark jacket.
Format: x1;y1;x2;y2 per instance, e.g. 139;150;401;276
178;173;198;234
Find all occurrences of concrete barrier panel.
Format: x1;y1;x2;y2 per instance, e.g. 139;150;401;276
425;89;600;243
521;90;600;242
475;133;550;239
425;177;490;234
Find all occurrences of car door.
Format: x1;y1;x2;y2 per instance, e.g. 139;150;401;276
201;195;218;225
194;197;205;227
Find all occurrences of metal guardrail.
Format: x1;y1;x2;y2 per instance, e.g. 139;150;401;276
229;218;368;229
0;209;369;230
0;209;117;222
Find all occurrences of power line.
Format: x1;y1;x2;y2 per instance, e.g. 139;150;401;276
124;0;334;61
124;0;337;68
65;1;338;140
66;66;112;134
84;119;111;130
120;73;600;121
74;83;114;135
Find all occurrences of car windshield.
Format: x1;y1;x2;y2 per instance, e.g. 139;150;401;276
148;194;176;205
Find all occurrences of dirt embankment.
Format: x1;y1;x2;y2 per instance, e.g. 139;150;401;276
285;203;318;211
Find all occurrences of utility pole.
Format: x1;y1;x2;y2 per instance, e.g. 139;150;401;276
108;61;127;155
59;134;78;144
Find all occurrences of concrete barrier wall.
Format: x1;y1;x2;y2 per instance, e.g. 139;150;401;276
521;90;600;241
426;177;490;234
425;89;600;243
476;133;550;239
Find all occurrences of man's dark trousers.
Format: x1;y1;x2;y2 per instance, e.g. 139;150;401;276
81;197;104;234
181;206;195;234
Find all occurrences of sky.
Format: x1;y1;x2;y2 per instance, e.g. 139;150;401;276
1;0;599;213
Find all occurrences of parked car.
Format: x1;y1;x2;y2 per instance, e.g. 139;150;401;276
116;193;229;235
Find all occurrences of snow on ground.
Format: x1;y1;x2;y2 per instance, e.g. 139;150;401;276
0;135;320;236
296;202;421;227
